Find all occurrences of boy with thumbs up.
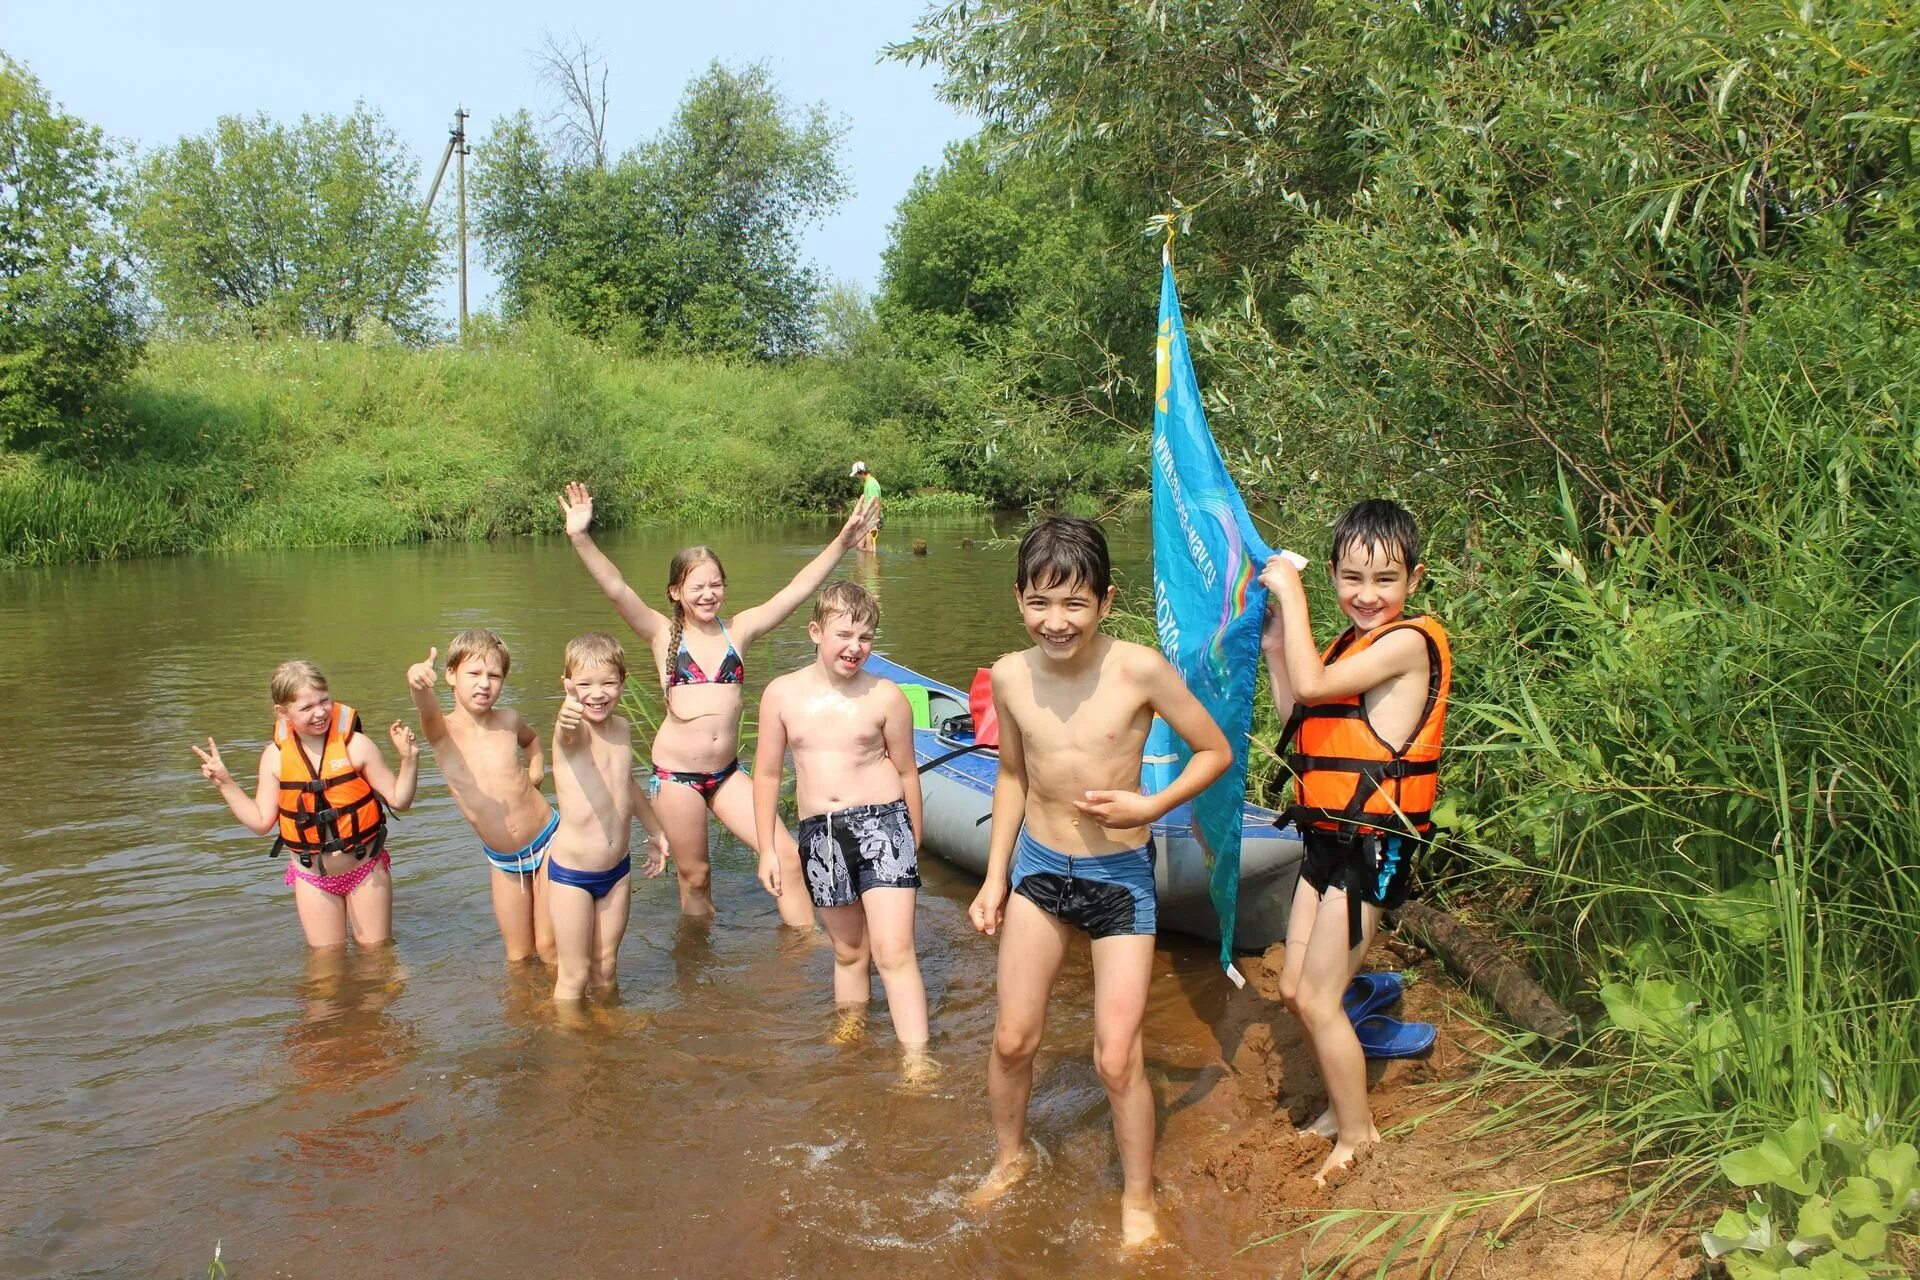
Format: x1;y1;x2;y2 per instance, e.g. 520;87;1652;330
546;632;670;1003
405;628;559;964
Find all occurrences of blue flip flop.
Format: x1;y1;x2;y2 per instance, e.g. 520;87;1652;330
1353;1013;1436;1060
1343;971;1404;1022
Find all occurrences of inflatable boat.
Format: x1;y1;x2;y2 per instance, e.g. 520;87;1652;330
867;653;1305;950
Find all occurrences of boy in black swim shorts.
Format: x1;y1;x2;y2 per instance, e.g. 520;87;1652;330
1259;499;1451;1186
965;516;1232;1248
753;582;931;1077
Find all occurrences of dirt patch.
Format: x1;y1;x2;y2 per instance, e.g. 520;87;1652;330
1183;935;1699;1280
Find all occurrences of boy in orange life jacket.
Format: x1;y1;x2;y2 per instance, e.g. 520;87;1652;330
1258;499;1451;1187
192;660;420;948
405;629;557;966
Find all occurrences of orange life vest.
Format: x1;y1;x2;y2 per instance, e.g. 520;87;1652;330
273;703;386;863
1283;615;1450;838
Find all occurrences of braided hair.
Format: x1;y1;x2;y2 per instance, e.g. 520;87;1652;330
663;546;726;697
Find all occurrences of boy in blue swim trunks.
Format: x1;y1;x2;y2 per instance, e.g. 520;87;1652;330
547;632;671;1003
407;629;558;965
752;581;930;1078
966;516;1231;1248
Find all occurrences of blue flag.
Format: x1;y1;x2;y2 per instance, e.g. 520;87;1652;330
1151;258;1280;975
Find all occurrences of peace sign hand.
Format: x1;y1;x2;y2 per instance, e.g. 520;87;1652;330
406;647;439;692
560;482;596;537
191;737;233;787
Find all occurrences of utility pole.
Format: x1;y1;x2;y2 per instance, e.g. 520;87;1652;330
423;107;472;341
454;106;469;340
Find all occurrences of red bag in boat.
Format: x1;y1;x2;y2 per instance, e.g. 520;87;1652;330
968;667;1000;748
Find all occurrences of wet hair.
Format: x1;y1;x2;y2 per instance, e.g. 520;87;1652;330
445;627;511;679
1329;499;1423;572
663;546;726;695
1016;515;1112;599
270;659;329;706
813;580;879;630
564;632;627;682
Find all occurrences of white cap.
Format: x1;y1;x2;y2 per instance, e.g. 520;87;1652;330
849;460;868;476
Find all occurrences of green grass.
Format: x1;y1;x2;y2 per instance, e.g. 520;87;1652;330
1;320;966;567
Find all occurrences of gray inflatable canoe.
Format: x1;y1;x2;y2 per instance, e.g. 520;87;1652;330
866;653;1306;950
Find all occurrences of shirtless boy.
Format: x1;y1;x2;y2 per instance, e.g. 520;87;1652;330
752;582;929;1074
405;629;556;965
547;632;671;1003
967;516;1232;1246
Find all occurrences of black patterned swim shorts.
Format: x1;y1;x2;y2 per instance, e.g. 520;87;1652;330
797;799;920;908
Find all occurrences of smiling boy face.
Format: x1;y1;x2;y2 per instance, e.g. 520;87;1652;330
564;664;624;722
809;610;875;678
1332;540;1425;633
1015;574;1115;663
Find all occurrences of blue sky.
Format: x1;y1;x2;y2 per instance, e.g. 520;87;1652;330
3;0;976;326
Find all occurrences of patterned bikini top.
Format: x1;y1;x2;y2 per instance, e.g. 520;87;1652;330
669;620;745;688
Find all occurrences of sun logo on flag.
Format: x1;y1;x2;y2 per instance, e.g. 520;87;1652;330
1155;318;1172;414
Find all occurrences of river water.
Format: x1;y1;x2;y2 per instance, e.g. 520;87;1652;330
0;517;1281;1278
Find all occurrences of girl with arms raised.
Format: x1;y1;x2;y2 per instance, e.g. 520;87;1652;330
559;483;877;928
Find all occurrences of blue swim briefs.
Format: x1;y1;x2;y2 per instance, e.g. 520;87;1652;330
482;811;559;876
1010;827;1157;939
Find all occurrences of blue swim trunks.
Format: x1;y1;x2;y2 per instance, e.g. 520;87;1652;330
1010;827;1157;939
483;811;559;876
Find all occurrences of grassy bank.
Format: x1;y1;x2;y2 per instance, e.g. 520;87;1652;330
0;322;983;569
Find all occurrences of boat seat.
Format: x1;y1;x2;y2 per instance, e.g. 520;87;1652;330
900;683;933;730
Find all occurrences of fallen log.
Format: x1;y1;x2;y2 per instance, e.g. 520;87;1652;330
1394;901;1582;1049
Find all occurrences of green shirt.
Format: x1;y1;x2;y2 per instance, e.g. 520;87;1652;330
863;476;881;501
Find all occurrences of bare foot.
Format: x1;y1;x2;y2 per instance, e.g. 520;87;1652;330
899;1048;942;1089
1120;1199;1160;1248
1313;1127;1379;1188
828;1006;868;1046
1301;1106;1339;1140
967;1147;1035;1210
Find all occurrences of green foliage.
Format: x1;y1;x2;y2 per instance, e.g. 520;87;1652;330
0;326;934;567
473;62;846;357
0;54;142;447
124;104;444;341
1703;1118;1920;1280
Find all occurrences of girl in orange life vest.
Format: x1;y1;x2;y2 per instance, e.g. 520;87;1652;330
193;660;421;948
558;482;878;928
1258;499;1452;1189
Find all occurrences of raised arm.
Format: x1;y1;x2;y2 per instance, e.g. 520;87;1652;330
516;712;546;787
751;681;791;898
1263;557;1424;703
967;658;1027;937
404;647;450;744
351;724;420;813
730;499;879;645
880;682;925;848
192;739;280;836
560;483;670;644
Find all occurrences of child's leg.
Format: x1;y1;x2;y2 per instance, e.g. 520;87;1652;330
817;904;872;1008
1277;878;1343;1138
531;861;557;967
1089;933;1159;1245
651;780;716;918
588;877;632;995
342;861;393;946
976;894;1070;1200
291;874;352;947
860;887;927;1048
489;867;540;963
549;881;596;1002
709;772;814;929
1294;889;1380;1184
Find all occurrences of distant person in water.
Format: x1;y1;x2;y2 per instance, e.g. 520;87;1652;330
1260;499;1450;1185
752;581;931;1079
559;482;878;928
546;632;670;1003
405;628;556;965
193;660;419;948
966;516;1231;1248
849;461;882;552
